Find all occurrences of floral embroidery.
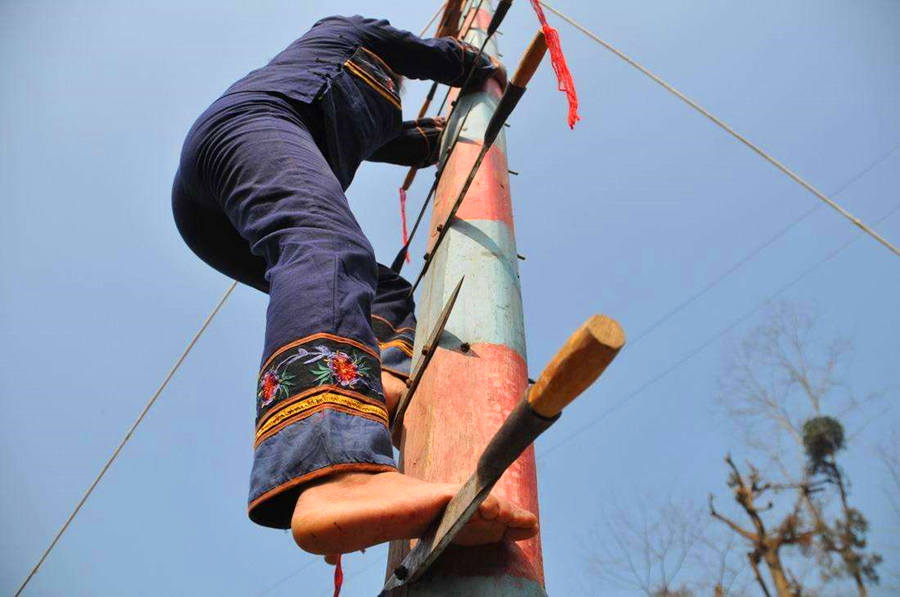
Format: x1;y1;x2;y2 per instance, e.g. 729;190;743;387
257;370;295;407
256;336;380;421
301;345;372;388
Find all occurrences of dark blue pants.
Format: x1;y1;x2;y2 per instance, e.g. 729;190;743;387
172;92;414;528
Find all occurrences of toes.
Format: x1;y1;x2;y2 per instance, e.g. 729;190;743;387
504;525;539;542
494;499;514;524
509;508;538;529
479;495;536;527
455;495;540;547
478;496;501;520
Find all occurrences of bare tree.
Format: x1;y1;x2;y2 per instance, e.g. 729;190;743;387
714;302;882;596
584;496;705;596
875;431;900;589
717;302;875;477
695;526;752;597
877;430;900;520
584;303;883;597
708;455;816;596
583;495;752;596
802;417;881;595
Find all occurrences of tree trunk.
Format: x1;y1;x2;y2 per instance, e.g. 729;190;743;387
747;553;771;597
762;549;794;597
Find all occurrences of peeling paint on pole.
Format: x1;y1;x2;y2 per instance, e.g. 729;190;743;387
388;2;547;594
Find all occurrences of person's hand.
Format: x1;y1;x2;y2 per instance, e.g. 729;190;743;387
412;117;446;167
413;116;444;131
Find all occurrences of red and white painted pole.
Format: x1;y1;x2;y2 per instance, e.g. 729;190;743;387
389;2;548;594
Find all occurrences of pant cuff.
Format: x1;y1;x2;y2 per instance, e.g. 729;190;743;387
372;314;415;379
248;333;396;529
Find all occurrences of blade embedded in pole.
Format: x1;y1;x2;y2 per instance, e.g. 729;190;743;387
386;6;550;594
381;391;556;595
391;0;514;273
390;106;476;272
382;314;626;595
435;0;510;116
408;30;548;294
451;0;512;97
390;276;465;440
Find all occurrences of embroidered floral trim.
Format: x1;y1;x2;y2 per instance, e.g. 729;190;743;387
256;334;382;423
255;390;388;447
258;369;295;407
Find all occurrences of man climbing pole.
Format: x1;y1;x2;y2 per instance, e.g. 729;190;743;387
171;14;537;559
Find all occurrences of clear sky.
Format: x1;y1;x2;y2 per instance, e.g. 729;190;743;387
2;1;898;595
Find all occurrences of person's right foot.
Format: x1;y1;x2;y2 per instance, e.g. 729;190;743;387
380;371;407;420
291;471;538;556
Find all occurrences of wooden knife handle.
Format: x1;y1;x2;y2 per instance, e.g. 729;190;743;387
527;315;625;418
511;30;548;88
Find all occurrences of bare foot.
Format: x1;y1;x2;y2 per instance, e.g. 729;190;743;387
381;371;407;420
292;471;538;556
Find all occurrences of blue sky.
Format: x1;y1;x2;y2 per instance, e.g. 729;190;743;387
2;1;898;595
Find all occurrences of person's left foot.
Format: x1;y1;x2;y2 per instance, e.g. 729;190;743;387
291;471;538;557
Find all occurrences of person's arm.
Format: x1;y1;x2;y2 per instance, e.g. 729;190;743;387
367;118;444;167
351;16;503;88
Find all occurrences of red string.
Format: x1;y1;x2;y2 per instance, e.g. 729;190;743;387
333;554;344;597
398;187;411;262
528;0;580;128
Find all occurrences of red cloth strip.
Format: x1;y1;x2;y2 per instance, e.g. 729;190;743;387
398;187;411;263
333;554;343;597
528;0;580;128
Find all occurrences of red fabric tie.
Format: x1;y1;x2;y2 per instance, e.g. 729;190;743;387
528;0;580;128
333;554;344;597
398;187;411;262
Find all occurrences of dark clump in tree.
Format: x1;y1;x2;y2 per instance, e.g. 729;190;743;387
586;302;885;597
711;303;882;596
802;416;844;473
800;415;881;595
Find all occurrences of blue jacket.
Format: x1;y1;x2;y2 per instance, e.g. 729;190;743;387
223;15;497;188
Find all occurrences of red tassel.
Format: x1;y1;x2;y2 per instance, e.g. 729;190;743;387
333;554;344;597
528;0;580;128
398;187;411;263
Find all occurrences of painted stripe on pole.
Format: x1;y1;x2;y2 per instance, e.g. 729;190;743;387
416;220;526;358
390;1;547;592
399;342;544;584
433;143;515;228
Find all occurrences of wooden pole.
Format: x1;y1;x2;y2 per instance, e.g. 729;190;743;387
388;2;547;594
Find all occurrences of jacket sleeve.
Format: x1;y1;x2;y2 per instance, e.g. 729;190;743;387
367;118;443;167
350;16;498;87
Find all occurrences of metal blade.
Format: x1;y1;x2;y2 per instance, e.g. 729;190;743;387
408;140;491;295
391;276;465;437
381;472;490;594
391;106;474;274
381;396;557;594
